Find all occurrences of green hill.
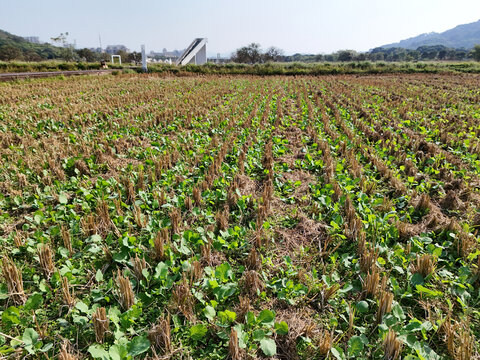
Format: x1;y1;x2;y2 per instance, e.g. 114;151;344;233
381;19;480;50
0;29;64;61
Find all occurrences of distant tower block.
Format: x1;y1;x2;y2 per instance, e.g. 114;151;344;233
176;38;207;65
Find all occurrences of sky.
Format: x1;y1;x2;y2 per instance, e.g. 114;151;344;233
2;0;480;56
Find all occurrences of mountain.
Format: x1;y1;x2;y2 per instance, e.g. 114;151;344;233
0;29;63;61
380;19;480;50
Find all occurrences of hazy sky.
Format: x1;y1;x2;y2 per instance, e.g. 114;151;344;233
2;0;480;56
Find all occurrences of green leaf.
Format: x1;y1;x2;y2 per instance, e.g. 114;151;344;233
127;335;150;357
356;300;369;313
331;346;346;360
22;328;39;346
411;273;424;286
24;293;43;311
348;336;365;356
96;269;104;282
257;309;275;326
392;303;406;320
415;285;442;297
154;262;168;279
88;344;109;360
253;329;266;341
274;321;289;335
190;324;208;341
109;344;128;360
2;306;20;325
59;193;68;204
260;338;277;356
75;301;89;314
215;263;232;282
218;310;236;324
203;305;216;321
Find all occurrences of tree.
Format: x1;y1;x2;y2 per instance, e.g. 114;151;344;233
471;44;480;61
50;32;76;61
126;51;141;64
0;45;23;61
262;47;284;62
337;50;357;62
231;43;262;63
76;48;98;62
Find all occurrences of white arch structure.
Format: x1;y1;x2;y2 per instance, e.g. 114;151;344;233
176;38;207;66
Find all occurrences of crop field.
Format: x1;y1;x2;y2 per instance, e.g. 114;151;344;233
1;73;480;359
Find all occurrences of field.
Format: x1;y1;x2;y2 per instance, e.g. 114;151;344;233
0;73;479;359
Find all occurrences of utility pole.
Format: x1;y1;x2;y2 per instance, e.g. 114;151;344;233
141;45;147;72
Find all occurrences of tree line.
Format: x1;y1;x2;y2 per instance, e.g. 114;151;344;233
230;43;480;63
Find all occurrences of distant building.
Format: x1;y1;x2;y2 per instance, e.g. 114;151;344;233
89;47;103;53
23;36;40;44
105;45;128;55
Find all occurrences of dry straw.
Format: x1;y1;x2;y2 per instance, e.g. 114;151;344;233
116;270;135;310
58;340;77;360
92;307;109;343
38;243;55;279
148;314;172;355
1;256;26;305
61;276;76;308
383;329;403;360
317;329;332;356
229;328;241;360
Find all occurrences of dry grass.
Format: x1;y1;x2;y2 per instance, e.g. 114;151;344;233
412;254;435;278
171;279;195;321
61;276;76;308
92;307;109;343
363;269;380;298
228;328;241;360
317;329;332;356
132;254;148;280
1;256;26;305
58;340;77;360
116;270;135;310
377;291;394;323
61;225;73;255
38;243;55;279
243;270;264;297
148;314;172;356
383;329;402;359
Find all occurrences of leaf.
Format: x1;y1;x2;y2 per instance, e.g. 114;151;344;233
215;263;232;282
154;262;168;279
24;293;43;311
356;300;369;313
203;305;216;321
274;321;289;335
22;328;39;346
411;273;424;286
253;329;266;341
96;269;104;282
348;336;365;356
331;346;346;360
59;193;68;204
109;344;128;360
260;338;277;356
75;301;89;313
88;344;109;360
2;306;20;325
127;335;150;357
415;285;442;297
257;309;275;326
190;324;208;341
